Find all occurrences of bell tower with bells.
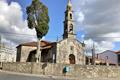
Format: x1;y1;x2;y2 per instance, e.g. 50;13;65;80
63;0;76;39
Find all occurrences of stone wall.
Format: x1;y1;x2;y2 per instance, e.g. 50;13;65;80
56;38;85;65
16;46;36;62
2;62;120;78
2;62;32;73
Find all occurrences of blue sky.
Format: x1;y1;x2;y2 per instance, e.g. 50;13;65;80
0;0;120;52
8;0;84;41
0;0;84;45
10;0;70;41
114;42;120;50
17;0;120;51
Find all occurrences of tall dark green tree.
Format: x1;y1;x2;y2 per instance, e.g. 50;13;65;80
26;0;50;62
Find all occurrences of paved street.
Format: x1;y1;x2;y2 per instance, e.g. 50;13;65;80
0;70;120;80
0;70;74;80
0;71;49;80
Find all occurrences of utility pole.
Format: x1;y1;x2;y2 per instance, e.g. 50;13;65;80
0;35;1;45
0;35;1;53
0;35;2;67
92;43;96;65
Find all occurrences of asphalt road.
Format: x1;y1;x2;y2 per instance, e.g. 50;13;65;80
0;71;73;80
0;72;49;80
0;71;120;80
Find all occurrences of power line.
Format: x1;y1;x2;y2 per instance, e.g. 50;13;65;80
0;32;63;38
1;31;120;39
0;32;36;36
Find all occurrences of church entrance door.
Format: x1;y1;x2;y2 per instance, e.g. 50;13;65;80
69;54;75;64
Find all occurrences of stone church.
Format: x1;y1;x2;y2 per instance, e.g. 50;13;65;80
16;0;86;65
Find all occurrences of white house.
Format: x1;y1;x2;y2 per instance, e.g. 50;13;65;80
96;50;120;65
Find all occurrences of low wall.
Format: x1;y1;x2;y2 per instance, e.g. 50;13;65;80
2;62;120;78
2;62;32;73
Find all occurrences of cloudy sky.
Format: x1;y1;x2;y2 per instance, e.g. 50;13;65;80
0;0;120;54
72;0;120;54
0;0;36;46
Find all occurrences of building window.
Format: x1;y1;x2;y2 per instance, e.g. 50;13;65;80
106;56;108;59
70;13;72;19
70;46;74;51
70;46;74;54
69;24;73;33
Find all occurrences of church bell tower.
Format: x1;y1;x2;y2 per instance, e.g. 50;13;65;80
63;0;76;39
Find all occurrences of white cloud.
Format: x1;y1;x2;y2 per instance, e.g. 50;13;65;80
75;12;84;23
84;39;115;55
0;1;36;46
72;0;120;53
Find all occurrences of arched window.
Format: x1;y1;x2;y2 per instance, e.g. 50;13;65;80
69;24;73;33
69;54;75;64
70;13;72;19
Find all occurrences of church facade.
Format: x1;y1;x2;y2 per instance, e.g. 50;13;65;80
16;0;85;65
55;0;85;64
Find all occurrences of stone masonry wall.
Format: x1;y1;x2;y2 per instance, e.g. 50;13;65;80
2;62;120;78
20;46;36;62
2;62;32;73
56;39;85;65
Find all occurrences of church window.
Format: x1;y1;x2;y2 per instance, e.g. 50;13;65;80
69;24;73;32
70;46;74;54
70;13;72;19
70;46;74;51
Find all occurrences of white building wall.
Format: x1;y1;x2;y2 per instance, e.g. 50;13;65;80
98;50;118;65
0;44;16;62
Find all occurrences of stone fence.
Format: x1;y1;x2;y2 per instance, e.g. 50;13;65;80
2;62;120;78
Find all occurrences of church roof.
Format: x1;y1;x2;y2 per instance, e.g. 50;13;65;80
17;40;52;48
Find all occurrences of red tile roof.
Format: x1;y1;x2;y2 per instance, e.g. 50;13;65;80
17;40;52;48
115;50;120;54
